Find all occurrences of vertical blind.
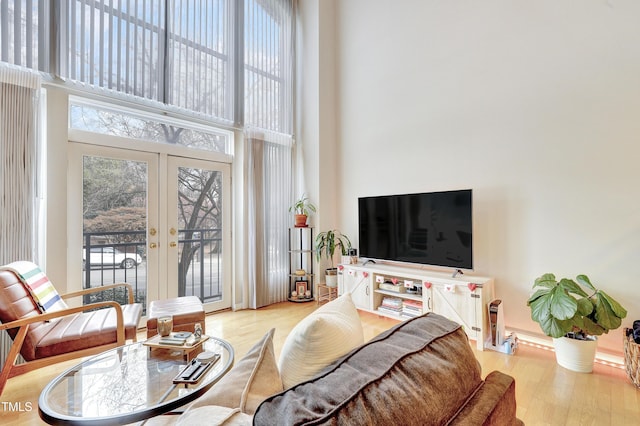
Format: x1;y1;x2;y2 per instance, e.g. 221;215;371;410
245;130;294;308
59;0;234;121
0;0;48;71
61;0;165;100
1;0;294;128
244;0;294;133
244;0;295;306
0;65;42;264
167;0;232;120
0;65;42;368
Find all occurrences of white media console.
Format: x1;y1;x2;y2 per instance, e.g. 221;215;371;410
337;262;495;351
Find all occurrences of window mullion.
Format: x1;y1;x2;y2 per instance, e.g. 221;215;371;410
232;0;243;127
160;0;168;104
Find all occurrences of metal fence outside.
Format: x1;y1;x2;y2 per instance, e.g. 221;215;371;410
82;229;223;313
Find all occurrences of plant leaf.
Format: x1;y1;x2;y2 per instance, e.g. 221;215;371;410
579;315;606;336
549;286;578;320
593;292;623;331
527;288;551;305
575;274;596;292
533;273;557;289
575;297;594;317
597;290;628;319
529;295;551;324
538;314;573;338
559;278;589;298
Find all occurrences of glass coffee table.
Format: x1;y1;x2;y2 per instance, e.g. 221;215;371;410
39;336;234;425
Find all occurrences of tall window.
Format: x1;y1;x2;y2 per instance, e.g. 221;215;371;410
2;0;297;307
166;1;233;120
244;0;294;133
1;0;294;128
61;0;166;101
60;0;233;122
243;0;295;306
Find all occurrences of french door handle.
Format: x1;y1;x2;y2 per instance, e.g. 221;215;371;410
149;243;157;249
169;242;177;248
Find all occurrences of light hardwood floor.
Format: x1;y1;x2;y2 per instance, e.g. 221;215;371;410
1;301;639;425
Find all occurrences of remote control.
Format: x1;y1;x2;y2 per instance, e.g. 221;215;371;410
180;360;201;378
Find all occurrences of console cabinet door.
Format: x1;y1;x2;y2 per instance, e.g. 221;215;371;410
431;284;480;340
422;283;433;313
342;267;371;310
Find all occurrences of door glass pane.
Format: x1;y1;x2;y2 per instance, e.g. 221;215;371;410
176;167;223;302
82;156;147;310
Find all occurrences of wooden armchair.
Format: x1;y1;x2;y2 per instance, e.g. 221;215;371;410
0;269;143;395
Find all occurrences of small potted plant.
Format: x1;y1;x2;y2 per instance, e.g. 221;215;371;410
527;273;627;373
289;194;316;227
315;230;351;287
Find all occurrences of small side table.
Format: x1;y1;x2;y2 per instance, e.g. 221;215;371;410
143;334;211;361
147;296;206;338
317;284;338;305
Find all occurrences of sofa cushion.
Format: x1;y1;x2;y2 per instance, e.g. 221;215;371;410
186;328;282;415
450;371;522;426
29;303;142;360
278;292;364;389
255;313;483;426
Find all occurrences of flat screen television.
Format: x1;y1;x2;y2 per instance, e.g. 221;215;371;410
358;189;473;270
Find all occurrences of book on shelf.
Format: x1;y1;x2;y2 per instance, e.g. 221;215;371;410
159;336;187;346
381;296;403;307
402;304;422;312
401;299;423;317
402;299;423;308
377;306;402;316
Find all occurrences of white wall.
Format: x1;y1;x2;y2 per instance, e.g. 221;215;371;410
45;88;70;292
297;0;342;274
325;0;640;353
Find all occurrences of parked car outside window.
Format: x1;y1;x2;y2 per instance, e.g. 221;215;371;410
83;247;143;269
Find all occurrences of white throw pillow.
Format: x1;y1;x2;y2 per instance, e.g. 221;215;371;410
278;293;364;389
186;328;282;415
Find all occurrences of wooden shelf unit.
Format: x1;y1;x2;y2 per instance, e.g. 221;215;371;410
288;227;315;303
338;263;494;351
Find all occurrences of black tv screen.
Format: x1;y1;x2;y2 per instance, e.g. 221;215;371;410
358;189;473;270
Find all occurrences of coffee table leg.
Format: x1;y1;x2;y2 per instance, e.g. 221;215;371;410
156;384;178;405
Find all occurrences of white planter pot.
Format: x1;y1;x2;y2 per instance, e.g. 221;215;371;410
325;274;338;287
552;336;598;373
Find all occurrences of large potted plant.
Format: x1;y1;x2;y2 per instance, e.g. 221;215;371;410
527;273;627;373
289;194;316;227
315;230;351;287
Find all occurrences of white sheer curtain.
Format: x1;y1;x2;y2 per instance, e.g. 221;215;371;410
244;130;293;308
243;0;295;307
0;65;42;265
0;64;42;367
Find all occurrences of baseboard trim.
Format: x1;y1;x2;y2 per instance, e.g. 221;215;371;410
507;328;624;368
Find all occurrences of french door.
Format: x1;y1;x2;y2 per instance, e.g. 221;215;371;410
164;156;231;312
70;144;231;314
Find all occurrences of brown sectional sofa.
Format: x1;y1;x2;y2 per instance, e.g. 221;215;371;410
253;312;522;425
161;303;522;425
